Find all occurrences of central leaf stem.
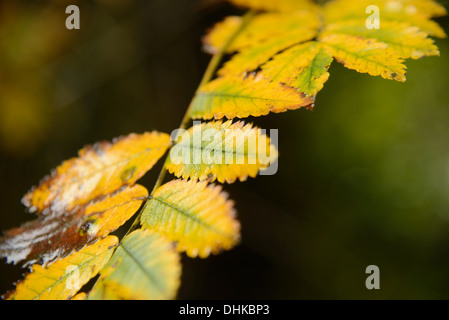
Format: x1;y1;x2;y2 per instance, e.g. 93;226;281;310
124;10;256;237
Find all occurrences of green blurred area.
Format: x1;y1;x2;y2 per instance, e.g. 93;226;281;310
1;0;449;299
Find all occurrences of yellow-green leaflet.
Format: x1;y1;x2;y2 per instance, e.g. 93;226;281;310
5;237;117;300
190;0;446;120
89;230;181;300
166;120;278;183
141;179;240;258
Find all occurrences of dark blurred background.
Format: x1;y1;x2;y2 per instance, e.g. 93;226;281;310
1;0;449;299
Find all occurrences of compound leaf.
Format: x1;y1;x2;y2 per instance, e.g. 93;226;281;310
141;179;240;258
192;0;446;120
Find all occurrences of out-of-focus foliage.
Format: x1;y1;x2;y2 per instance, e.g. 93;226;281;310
88;230;181;300
192;0;445;119
0;2;75;156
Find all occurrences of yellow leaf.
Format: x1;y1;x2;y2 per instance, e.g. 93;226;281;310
5;236;117;300
190;75;314;120
88;230;181;300
320;34;407;82
203;16;243;55
22;131;170;215
322;20;440;59
261;41;334;97
83;185;148;239
72;292;87;300
204;12;319;56
166;120;278;183
0;185;147;266
141;179;240;258
218;28;317;76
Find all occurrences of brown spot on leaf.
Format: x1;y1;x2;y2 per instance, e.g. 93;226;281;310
206;173;215;182
110;260;120;269
78;218;97;236
305;103;315;111
0;215;92;267
1;185;147;267
120;166;137;182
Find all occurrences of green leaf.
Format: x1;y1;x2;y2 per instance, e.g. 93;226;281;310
89;230;181;300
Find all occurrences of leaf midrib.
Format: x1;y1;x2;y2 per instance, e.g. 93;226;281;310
151;197;234;240
119;243;165;295
29;249;105;300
